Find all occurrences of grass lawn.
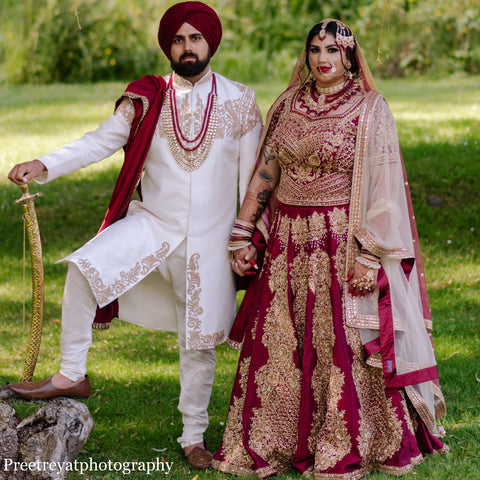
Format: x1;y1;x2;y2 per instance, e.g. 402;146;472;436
0;76;479;479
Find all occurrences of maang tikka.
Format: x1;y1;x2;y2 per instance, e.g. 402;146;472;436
318;20;356;51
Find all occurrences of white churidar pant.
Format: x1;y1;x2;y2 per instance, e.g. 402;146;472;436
59;240;215;449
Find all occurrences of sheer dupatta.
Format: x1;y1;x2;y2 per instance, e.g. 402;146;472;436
345;91;446;434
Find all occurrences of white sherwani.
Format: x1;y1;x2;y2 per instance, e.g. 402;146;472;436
36;69;262;350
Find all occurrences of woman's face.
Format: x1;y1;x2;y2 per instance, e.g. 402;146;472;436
308;32;347;87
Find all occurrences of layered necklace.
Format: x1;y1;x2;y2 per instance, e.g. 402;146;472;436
296;78;360;117
163;73;218;172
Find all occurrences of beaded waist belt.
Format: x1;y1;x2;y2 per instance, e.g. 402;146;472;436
276;172;351;207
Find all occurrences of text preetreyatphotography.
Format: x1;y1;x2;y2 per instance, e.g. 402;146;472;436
2;458;174;476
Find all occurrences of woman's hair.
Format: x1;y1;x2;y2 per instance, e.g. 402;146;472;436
304;20;359;78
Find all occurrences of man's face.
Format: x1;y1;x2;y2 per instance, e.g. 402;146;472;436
170;22;211;78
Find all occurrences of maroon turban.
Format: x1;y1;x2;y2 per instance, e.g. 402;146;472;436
158;1;222;60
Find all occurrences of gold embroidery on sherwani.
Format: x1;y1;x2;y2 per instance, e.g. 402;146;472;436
217;84;263;138
158;72;261;172
77;243;170;306
114;97;135;124
186;253;224;349
157;80;261;143
121;92;149;135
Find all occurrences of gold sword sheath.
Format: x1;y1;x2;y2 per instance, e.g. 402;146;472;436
15;183;44;382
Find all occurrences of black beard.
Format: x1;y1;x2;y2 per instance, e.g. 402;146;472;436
171;53;211;78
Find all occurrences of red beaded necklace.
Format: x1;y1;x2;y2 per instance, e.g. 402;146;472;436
168;73;217;152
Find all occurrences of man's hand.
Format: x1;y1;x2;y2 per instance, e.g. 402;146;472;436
7;160;46;185
230;245;258;277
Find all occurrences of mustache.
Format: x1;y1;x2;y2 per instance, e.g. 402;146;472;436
180;52;199;61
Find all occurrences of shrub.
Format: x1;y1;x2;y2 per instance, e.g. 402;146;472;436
0;0;478;84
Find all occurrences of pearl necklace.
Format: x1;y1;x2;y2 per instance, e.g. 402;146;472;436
164;74;218;172
315;81;347;95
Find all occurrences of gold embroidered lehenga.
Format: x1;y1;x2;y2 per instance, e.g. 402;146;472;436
212;75;447;479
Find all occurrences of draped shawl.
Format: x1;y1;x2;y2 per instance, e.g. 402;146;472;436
93;75;167;328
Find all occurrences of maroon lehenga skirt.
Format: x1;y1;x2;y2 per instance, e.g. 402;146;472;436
213;201;446;479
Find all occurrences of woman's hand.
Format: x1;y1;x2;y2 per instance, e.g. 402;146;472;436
230;245;259;277
8;160;46;185
347;261;378;297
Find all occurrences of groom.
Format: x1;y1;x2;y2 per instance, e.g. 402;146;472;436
7;1;262;469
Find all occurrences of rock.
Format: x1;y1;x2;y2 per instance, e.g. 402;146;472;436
0;385;16;401
0;402;19;467
0;394;94;480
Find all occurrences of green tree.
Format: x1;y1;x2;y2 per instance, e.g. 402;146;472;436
0;0;478;84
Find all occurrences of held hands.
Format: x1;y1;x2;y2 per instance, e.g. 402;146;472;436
7;160;46;185
347;261;378;297
230;245;258;277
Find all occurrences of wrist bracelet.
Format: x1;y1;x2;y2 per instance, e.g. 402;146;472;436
355;255;381;270
228;240;252;251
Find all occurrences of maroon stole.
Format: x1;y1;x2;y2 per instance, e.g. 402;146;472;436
92;75;167;329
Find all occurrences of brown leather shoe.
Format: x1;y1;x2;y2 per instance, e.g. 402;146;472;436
185;446;213;469
8;375;91;400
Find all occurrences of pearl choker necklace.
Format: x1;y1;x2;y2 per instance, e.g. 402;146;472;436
315;81;348;95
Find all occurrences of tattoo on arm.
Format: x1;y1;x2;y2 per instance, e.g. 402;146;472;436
263;146;275;165
249;188;272;223
257;188;272;208
257;169;274;183
250;207;263;224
